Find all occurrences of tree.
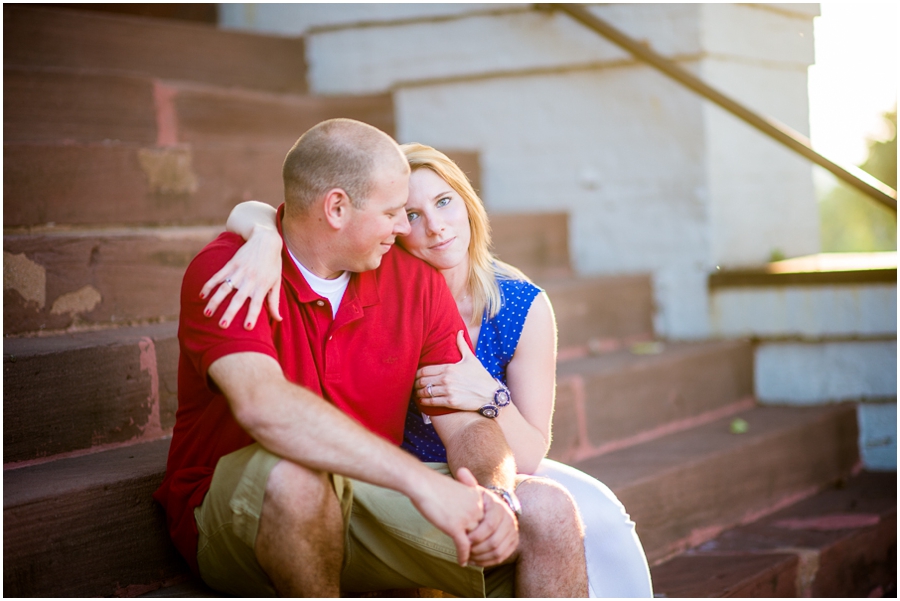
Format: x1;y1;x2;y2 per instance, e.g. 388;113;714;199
819;108;897;252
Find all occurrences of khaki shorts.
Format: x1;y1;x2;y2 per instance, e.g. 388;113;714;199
194;443;515;597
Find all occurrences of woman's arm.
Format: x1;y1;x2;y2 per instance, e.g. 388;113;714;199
201;201;283;329
414;292;557;474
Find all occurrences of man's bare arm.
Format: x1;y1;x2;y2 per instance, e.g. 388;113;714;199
431;411;520;566
209;352;484;565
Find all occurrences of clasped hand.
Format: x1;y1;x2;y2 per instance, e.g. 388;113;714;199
415;331;499;412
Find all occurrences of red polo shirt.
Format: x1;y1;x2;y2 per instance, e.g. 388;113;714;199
154;205;467;573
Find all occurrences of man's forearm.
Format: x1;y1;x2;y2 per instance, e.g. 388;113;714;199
212;352;427;494
436;413;517;490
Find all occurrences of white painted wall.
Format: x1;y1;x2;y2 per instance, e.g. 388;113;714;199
219;3;820;340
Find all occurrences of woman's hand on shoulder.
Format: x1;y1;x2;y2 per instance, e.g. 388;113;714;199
415;331;498;411
200;222;283;329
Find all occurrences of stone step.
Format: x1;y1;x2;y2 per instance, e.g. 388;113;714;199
650;470;896;597
3;225;640;338
3;226;220;335
3;145;477;230
549;340;754;464
3;322;178;465
3;5;307;94
3;438;184;598
543;274;654;349
4;67;394;147
490;211;572;280
3;404;859;597
571;403;860;565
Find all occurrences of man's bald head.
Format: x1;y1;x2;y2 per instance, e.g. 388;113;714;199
282;119;409;216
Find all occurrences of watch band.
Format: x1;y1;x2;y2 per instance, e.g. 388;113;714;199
486;485;523;518
478;380;512;418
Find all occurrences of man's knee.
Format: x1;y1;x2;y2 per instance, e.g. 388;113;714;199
516;477;584;544
263;459;340;524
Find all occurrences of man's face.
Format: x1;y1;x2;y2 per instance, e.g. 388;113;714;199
340;166;412;272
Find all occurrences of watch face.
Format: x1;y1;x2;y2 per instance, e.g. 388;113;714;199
494;387;511;407
479;405;500;418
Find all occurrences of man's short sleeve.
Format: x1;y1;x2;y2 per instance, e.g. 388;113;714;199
179;233;279;389
416;264;472;417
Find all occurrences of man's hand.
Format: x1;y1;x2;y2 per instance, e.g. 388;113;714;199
409;467;485;566
466;487;519;567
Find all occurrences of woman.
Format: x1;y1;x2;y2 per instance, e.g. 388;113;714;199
200;144;653;598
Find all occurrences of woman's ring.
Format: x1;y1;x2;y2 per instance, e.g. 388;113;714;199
427;384;434;398
224;278;235;290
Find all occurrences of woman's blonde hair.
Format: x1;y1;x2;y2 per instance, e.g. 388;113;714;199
400;143;530;324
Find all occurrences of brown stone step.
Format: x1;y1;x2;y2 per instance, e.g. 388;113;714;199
549;340;754;464
4;226;220;335
543;274;654;348
571;404;859;564
650;470;896;597
4;145;475;230
4;67;393;146
3;323;178;465
3;438;185;597
4;142;285;228
3;5;307;94
490;211;572;279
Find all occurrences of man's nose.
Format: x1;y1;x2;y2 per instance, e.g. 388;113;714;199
395;213;411;236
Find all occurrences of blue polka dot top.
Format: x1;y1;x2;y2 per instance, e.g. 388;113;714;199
401;277;542;462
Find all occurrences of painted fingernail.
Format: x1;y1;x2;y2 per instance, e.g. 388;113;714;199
220;319;228;327
245;322;252;329
204;309;212;317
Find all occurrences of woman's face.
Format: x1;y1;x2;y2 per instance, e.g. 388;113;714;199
400;168;471;271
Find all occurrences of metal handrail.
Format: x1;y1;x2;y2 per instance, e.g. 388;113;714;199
542;3;897;213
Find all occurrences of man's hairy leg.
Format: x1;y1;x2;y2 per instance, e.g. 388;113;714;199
255;459;344;596
513;478;588;597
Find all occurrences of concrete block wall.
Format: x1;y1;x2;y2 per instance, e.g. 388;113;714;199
219;2;821;340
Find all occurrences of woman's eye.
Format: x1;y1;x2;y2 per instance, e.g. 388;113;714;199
436;197;450;208
406;211;419;222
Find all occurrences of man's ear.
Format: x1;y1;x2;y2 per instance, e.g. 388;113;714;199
322;188;351;229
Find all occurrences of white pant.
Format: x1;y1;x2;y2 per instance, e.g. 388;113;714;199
535;459;653;598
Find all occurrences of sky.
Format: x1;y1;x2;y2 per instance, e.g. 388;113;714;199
808;2;898;173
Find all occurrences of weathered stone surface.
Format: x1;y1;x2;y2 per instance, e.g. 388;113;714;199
3;439;186;598
4;5;307;94
490;211;571;280
574;404;860;563
651;553;799;597
4;323;178;464
652;471;897;597
4;67;158;144
550;340;753;461
544;274;654;347
3;227;219;334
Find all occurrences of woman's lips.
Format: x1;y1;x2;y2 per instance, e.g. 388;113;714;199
430;237;456;251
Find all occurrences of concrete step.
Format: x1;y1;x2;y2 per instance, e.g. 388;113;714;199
3;225;644;338
4;145;477;230
571;403;859;564
3;404;858;597
543;274;654;349
3;438;184;598
3;226;220;335
3;322;178;465
490;211;572;280
650;470;896;597
5;67;394;147
549;340;754;463
4;5;307;94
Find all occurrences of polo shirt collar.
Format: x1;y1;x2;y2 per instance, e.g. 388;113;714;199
276;204;381;309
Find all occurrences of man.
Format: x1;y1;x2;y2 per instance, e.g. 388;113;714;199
154;118;587;597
